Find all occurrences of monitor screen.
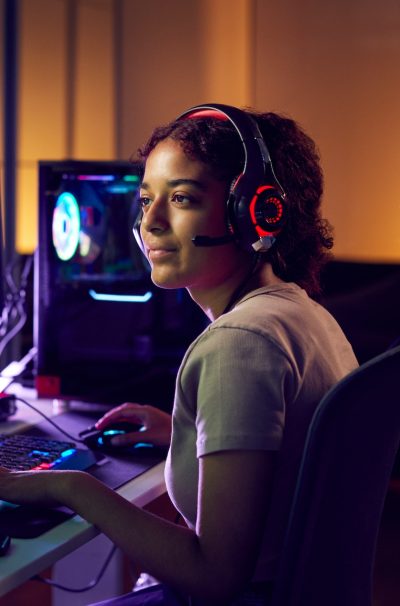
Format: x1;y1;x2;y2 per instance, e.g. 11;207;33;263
35;160;206;406
47;161;148;290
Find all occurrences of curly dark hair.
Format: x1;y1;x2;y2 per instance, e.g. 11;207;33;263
136;109;333;297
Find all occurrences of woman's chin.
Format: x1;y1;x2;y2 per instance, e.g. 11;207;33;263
150;271;184;290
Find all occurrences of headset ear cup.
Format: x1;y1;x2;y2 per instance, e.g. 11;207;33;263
228;180;286;252
250;186;285;236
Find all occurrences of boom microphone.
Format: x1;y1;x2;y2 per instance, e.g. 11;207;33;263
192;234;235;247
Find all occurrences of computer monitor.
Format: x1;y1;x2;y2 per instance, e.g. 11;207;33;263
35;160;206;407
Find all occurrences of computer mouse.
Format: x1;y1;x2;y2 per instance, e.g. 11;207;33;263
81;421;144;451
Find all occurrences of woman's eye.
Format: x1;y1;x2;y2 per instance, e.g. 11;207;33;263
138;196;151;208
171;193;192;206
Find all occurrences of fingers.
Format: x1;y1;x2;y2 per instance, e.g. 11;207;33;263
95;403;146;430
95;403;172;447
108;431;144;447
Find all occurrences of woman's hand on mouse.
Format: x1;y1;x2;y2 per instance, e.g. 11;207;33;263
95;403;172;448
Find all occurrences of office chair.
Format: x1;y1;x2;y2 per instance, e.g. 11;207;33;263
270;344;400;606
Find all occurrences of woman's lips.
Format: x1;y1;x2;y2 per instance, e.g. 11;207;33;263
147;247;176;261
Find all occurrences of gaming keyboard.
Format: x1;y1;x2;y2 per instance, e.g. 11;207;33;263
0;433;98;471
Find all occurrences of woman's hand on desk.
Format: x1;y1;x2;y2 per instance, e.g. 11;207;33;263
0;402;172;507
95;402;172;448
0;466;85;507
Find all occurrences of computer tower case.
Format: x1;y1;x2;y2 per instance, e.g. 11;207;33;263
34;160;206;408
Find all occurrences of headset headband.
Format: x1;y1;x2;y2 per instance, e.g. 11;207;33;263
133;103;286;255
178;103;273;182
178;103;286;252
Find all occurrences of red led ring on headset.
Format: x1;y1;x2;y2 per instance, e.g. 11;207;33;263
249;185;284;237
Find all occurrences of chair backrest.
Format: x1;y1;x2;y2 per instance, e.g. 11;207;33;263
270;344;400;606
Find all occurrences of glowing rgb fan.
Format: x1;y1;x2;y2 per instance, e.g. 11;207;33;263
52;192;81;261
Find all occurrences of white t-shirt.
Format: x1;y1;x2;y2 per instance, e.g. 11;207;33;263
165;282;358;581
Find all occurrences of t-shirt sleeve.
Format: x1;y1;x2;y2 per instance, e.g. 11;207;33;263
182;325;296;457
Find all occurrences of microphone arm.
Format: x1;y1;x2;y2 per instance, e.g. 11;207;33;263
192;234;235;247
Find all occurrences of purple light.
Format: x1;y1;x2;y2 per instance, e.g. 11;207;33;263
77;175;115;181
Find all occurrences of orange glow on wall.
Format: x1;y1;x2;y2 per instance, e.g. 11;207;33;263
254;0;400;262
3;0;400;262
16;0;116;254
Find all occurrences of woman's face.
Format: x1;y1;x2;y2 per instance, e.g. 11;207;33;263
139;138;251;297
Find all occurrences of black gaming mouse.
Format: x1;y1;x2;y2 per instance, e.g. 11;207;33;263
80;421;144;451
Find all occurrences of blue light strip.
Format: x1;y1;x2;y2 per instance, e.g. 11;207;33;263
77;174;115;181
88;289;153;303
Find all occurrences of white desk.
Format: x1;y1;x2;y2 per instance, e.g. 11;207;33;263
0;388;167;598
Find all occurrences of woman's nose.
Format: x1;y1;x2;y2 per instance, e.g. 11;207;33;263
141;198;169;233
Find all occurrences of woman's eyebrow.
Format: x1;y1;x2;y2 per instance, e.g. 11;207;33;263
167;178;207;191
140;178;207;191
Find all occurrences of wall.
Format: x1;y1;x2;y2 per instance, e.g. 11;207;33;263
254;0;400;262
1;0;400;261
118;0;254;158
16;0;116;253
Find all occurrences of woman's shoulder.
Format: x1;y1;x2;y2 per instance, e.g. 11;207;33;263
213;282;310;332
183;284;303;362
202;281;351;360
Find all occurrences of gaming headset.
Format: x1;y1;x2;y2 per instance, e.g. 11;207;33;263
133;102;286;254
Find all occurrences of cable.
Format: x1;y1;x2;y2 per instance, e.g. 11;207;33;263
32;544;118;592
9;395;85;443
0;348;37;412
0;376;15;392
0;346;36;383
0;309;27;357
0;255;33;358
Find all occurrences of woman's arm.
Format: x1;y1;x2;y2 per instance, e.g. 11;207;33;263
0;448;275;603
64;448;275;602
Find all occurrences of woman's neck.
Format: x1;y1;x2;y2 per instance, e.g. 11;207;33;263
189;260;284;322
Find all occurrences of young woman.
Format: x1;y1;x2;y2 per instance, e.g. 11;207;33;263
0;104;358;605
